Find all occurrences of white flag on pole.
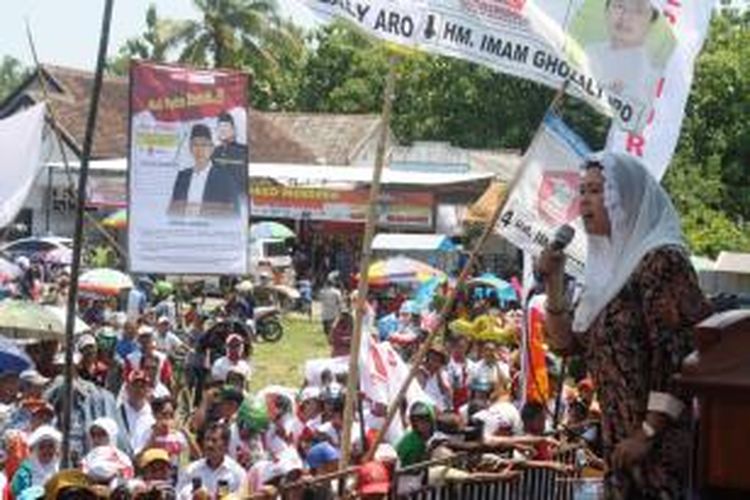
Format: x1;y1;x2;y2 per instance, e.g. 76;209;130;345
496;112;590;278
0;103;46;228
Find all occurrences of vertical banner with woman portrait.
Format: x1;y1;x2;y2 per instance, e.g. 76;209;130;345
128;61;249;274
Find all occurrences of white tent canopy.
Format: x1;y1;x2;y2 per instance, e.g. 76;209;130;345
48;159;494;187
372;233;457;252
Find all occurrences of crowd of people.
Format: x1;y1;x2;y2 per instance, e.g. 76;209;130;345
0;153;715;500
0;248;608;500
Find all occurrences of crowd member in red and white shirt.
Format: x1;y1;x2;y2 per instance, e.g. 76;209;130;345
135;397;197;466
446;335;474;411
124;326;172;388
417;346;453;414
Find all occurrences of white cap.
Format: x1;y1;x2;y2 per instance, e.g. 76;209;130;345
19;369;50;386
137;325;154;337
76;334;97;352
157;315;170;325
374;443;398;463
28;424;62;448
299;386;321;402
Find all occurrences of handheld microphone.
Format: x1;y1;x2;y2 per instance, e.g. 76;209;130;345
549;224;575;251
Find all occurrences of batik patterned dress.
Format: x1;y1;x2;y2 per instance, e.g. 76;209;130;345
573;247;711;499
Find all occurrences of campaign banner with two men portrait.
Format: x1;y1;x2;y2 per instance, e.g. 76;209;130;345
128;61;249;274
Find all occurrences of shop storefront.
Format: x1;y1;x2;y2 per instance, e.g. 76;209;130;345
250;183;436;287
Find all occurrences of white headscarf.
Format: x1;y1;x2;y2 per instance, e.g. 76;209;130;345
27;425;61;487
89;417;119;444
573;153;685;332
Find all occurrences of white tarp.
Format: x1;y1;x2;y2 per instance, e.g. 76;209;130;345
497;113;590;277
0;104;45;228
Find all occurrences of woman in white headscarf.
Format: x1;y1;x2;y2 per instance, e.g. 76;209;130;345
80;417;134;482
539;153;711;499
10;425;61;496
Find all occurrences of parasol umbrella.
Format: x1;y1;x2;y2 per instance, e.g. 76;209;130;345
0;256;21;282
45;305;90;335
102;209;127;230
79;268;134;296
367;255;446;286
467;273;519;303
43;247;72;266
250;222;295;240
0;300;87;341
0;335;34;373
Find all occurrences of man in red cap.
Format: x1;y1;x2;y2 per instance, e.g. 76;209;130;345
357;461;390;499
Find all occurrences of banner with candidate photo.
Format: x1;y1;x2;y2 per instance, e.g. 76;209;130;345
128;61;249;274
496;113;590;278
297;0;713;134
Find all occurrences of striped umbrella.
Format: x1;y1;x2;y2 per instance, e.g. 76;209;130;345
0;300;88;340
102;209;127;229
79;268;134;296
367;256;446;286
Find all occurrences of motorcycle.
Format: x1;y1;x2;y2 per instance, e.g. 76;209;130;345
254;306;284;343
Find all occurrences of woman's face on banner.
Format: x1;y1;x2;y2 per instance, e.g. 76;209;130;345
605;0;654;49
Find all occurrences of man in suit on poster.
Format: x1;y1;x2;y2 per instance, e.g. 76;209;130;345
212;111;248;187
169;123;240;217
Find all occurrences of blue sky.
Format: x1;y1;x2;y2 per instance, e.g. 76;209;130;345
1;0;316;70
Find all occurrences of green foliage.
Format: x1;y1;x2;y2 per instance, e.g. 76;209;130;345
109;9;748;257
663;14;750;257
0;56;28;103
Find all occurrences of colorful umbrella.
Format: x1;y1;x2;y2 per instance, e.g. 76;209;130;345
467;274;519;303
0;335;33;373
79;268;134;296
367;256;446;286
250;222;295;240
102;209;127;230
0;300;87;340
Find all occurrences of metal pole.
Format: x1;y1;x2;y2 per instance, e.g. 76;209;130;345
339;56;398;472
61;0;115;467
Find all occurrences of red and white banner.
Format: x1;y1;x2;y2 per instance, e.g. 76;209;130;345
250;184;434;229
128;61;249;274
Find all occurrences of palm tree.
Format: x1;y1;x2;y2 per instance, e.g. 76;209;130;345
166;0;287;69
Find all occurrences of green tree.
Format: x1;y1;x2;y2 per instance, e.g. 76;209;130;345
664;14;750;257
108;4;183;75
162;0;284;69
0;56;28;103
296;23;607;150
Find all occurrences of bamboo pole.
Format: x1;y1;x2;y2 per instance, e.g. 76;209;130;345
61;0;115;467
363;82;570;461
339;55;398;472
